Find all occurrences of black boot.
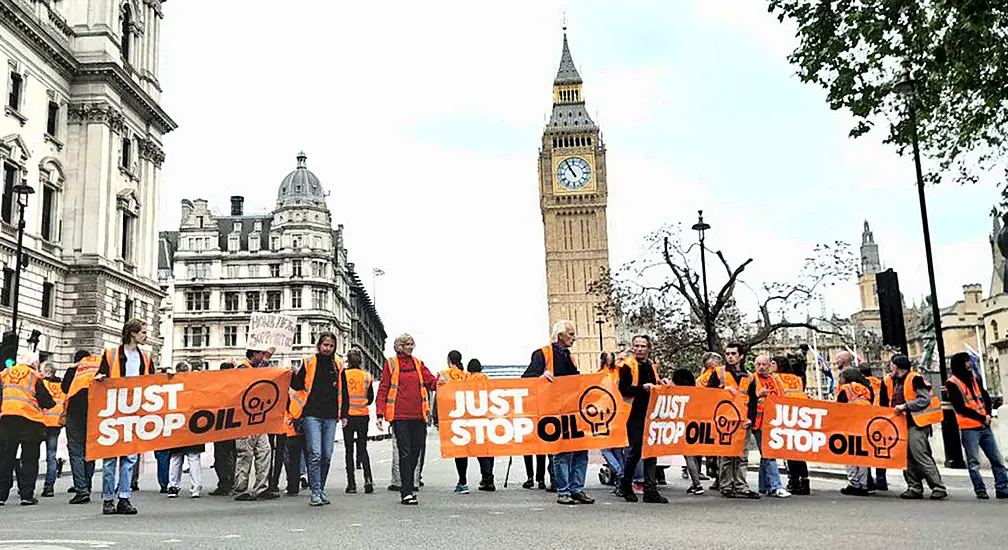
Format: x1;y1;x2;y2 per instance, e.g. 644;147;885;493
794;478;810;496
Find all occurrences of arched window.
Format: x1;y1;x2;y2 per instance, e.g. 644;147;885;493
992;320;999;341
121;4;132;62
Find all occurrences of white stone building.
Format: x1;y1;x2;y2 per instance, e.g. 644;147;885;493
1;0;175;365
159;153;385;376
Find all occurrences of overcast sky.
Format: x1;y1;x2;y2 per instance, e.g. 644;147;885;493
157;1;1002;367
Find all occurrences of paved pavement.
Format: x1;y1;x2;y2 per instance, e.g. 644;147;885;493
0;432;1004;549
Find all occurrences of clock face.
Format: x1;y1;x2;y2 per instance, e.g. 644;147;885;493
557;157;592;191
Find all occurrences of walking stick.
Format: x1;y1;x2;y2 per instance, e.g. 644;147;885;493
504;456;512;488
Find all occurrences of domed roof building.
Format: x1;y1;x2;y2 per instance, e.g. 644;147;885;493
277;151;327;208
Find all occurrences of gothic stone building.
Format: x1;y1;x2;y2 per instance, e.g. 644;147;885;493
1;0;174;364
158;153;386;377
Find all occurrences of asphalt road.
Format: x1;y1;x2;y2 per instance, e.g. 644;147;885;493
0;433;1003;549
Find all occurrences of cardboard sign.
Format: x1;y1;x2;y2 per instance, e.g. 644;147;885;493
437;373;629;458
760;396;908;469
247;313;296;353
642;386;749;458
87;368;292;460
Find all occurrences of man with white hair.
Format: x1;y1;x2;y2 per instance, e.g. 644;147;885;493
0;351;55;506
523;321;593;505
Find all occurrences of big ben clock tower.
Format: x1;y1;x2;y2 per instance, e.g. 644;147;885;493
539;30;616;368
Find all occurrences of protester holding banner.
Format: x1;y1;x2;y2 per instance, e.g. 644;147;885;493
886;354;947;500
707;343;759;499
597;352;627;496
95;318;155;515
523;320;594;506
340;348;375;495
233;346;276;502
164;362;204;499
289;332;342;506
40;362;66;498
442;350;474;494
61;350;98;504
945;352;1008;499
776;356;810;496
467;358;496;491
835;362;875;497
618;336;668;504
750;356;789;498
698;353;722;490
376;333;437;506
210;362;238;496
0;351;55;506
873;362;893;492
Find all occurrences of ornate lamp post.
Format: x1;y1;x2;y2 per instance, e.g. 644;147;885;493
10;177;34;331
691;210;714;351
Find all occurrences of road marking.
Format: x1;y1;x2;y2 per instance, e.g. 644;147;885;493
531;508;543;512
349;523;362;527
222;534;242;539
290;529;305;532
449;514;460;518
29;515;94;524
162;539;182;544
490;511;504;515
0;541;117;548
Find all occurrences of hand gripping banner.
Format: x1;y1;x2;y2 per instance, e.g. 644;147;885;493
87;368;292;460
760;396;909;469
437;373;629;458
642;386;749;458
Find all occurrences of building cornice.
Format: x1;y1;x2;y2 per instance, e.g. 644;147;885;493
75;62;177;134
0;0;76;78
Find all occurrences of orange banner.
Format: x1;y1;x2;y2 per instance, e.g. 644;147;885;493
760;396;908;469
87;368;291;460
642;386;749;458
437;373;629;458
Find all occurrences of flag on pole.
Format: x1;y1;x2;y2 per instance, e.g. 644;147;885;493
373;268;385;277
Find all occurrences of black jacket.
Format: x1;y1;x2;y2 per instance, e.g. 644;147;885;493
618;359;656;422
291;354;340;420
523;343;578;378
946;375;992;429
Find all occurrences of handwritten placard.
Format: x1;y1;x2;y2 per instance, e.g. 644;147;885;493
247;313;296;353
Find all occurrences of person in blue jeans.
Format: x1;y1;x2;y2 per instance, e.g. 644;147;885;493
39;363;65;498
946;352;1008;499
524;321;593;505
290;332;342;506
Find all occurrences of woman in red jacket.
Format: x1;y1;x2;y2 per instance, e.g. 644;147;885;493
376;334;437;505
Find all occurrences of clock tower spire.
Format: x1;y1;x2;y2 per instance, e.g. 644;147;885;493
538;29;615;369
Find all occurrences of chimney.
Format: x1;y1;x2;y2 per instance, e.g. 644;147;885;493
230;196;244;216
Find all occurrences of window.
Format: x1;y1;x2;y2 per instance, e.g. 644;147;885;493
124;297;133;320
185;291;211;311
269;263;280;278
40;281;54;318
111;291;122;319
224;291;239;312
7;71;22;111
41;185;56;241
254;221;262;231
309;322;330;344
313;236;322;249
311;288;328;310
293;323;302;345
291;259;302;277
186;262;210;279
224;326;237;347
1;163;16;225
312;261;326;278
292;234;303;248
291;287;302;309
266;291;282;311
270;235;280;250
0;267;12;307
121;211;135;263
248;265;259;278
228;235;239;252
121;5;132;62
245;291;260;312
226;265;239;278
993;320;1000;341
249;236;260;253
233;222;241;233
46;101;58;137
121;137;131;169
183;326;209;348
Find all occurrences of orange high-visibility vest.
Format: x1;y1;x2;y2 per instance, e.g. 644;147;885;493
383;355;429;421
616;355;659;404
67;355;102;399
837;382;872;405
867;376;882;406
714;365;751;393
598;365;619;385
948;375;986;430
889;371;942;426
752;373;785;430
469;372;489;381
289;354;344;419
282;408;298;436
102;346;153;378
697;367;714;387
345;368;373;417
540;345;555;375
42;379;66;428
882;374;893;405
0;364;44;423
443;367;469;383
779;373;807;399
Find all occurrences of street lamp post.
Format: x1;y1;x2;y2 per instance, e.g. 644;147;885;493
894;76;966;469
596;315;604;353
10;178;34;332
692;210;714;351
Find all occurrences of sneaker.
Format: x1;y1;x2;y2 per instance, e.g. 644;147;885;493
770;488;791;498
167;487;180;498
346;486;357;494
556;495;577;505
929;490;948;501
977;492;990;500
571;492;595;504
20;497;39;506
130;482;139;492
116;498;138;515
234;493;257;502
102;500;116;514
698;473;712;482
159;486;169;494
522;479;535;489
742;490;762;499
686;485;705;496
309;495;324;507
69;494;90;504
321;493;331;505
642;491;668;504
41;486;54;498
401;494;418;505
190;492;201;499
537;480;547;490
899;490;924;500
387;484;400;492
454;484;470;494
364;483;374;494
622;489;639;503
545;484;556;493
300;476;308;489
478;482;496;492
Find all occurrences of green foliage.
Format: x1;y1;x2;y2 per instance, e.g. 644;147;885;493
767;0;1008;188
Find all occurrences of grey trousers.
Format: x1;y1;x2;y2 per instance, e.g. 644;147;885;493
234;434;270;496
904;425;946;493
845;465;869;489
390;428;422;486
717;428;751;494
684;456;703;487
